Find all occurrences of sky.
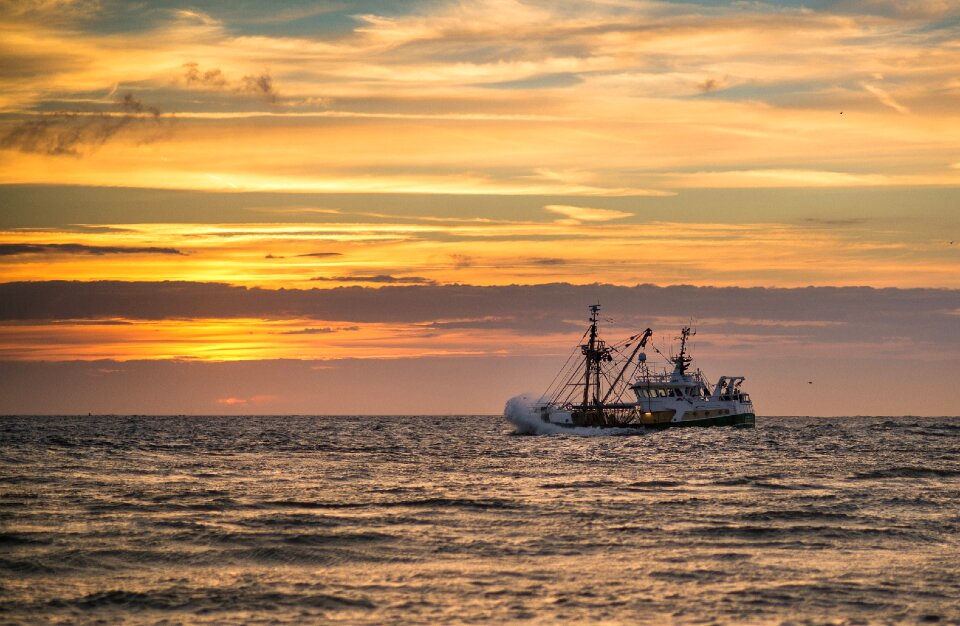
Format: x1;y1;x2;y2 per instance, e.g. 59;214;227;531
1;0;959;415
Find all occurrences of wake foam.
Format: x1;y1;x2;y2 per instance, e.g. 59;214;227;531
503;394;645;437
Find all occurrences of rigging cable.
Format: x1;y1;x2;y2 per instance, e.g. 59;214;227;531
541;327;589;403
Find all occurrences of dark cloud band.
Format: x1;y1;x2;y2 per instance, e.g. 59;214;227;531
1;281;957;343
0;244;184;256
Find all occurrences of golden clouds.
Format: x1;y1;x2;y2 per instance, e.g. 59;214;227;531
2;214;958;288
1;1;960;195
1;1;958;302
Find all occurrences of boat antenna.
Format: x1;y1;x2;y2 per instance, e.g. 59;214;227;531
674;326;693;375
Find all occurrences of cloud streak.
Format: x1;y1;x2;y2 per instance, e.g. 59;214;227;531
0;243;183;256
310;275;438;285
860;81;910;114
543;204;633;223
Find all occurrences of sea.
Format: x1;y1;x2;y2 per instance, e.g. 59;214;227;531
1;414;958;625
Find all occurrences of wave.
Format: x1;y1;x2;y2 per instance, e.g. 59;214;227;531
265;497;518;510
739;510;853;521
851;466;960;479
48;588;376;612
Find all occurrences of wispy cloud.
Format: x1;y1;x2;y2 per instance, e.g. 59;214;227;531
544;204;632;223
860;81;910;114
183;62;280;103
0;94;167;157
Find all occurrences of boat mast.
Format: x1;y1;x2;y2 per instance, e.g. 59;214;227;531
582;304;600;409
580;304;614;410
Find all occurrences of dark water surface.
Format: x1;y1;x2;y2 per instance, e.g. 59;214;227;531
1;415;959;625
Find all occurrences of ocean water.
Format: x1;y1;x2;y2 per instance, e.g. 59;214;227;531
1;415;958;625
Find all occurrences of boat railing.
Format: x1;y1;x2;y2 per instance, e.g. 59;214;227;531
716;394;752;403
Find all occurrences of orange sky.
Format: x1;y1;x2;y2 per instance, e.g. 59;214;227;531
1;0;959;415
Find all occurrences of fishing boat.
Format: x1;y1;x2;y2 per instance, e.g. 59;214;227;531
533;305;755;430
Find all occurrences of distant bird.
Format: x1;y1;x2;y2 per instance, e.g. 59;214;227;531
808;381;814;384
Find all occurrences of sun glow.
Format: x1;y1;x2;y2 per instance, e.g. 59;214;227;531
0;318;578;361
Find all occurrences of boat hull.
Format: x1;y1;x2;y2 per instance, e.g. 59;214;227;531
546;412;755;431
645;412;755;430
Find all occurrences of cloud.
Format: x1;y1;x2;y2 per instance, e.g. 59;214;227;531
182;62;279;103
0;243;184;256
279;327;336;335
0;93;166;157
115;93;160;117
310;275;437;285
3;0;959;197
450;254;474;269
698;78;721;93
279;326;359;334
50;319;133;326
240;71;278;103
216;393;278;407
3;282;959;349
832;0;960;19
544;205;633;223
295;252;342;258
7;225;136;234
0;0;101;24
860;81;910;114
182;62;227;88
803;217;871;227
